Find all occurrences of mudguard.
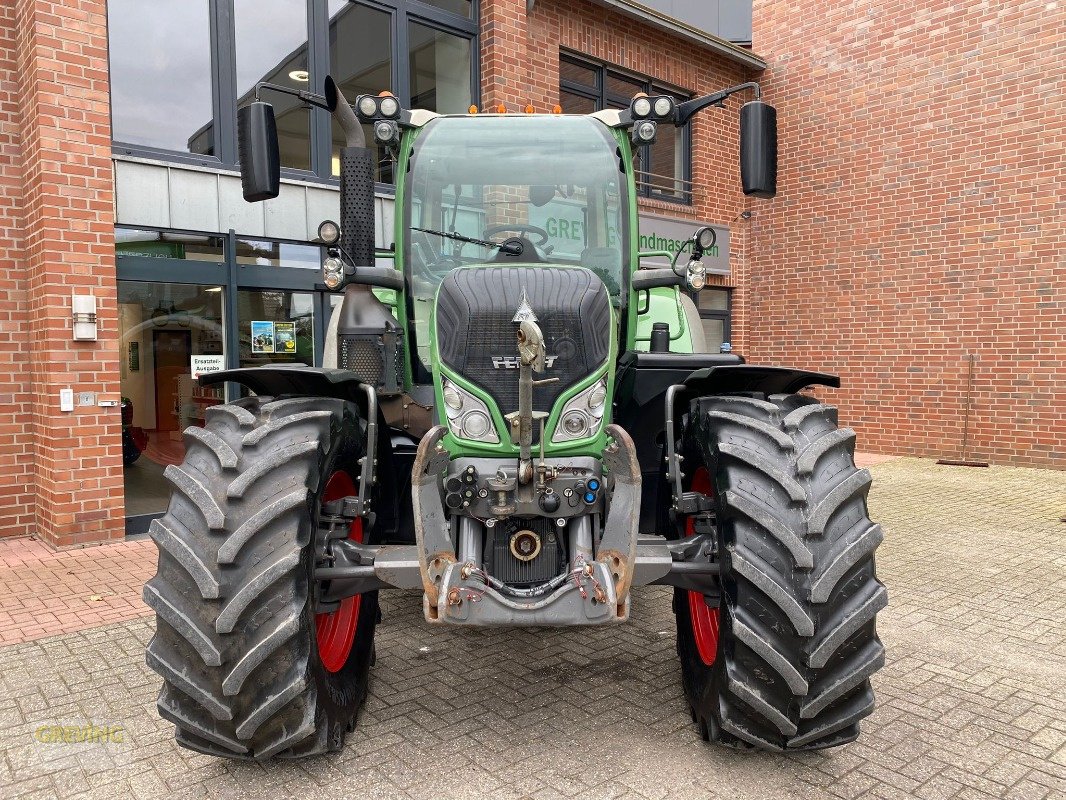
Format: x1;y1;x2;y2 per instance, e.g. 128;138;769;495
200;365;368;404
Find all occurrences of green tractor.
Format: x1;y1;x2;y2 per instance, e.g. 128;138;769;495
143;77;886;759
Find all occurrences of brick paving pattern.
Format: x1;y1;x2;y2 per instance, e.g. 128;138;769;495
0;457;1063;799
0;538;154;645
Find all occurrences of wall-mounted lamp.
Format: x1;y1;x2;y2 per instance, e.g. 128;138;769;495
72;292;98;341
733;210;754;222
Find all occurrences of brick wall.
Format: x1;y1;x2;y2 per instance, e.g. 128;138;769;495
749;0;1066;468
0;4;33;538
481;0;758;350
5;0;123;545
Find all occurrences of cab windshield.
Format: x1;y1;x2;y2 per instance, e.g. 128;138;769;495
404;115;630;375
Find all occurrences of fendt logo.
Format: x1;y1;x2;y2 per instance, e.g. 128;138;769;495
492;356;559;370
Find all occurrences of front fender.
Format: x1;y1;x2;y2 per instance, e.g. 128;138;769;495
200;365;369;404
683;364;840;397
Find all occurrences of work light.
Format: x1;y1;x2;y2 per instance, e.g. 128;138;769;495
322;255;344;289
694;225;717;253
378;96;400;118
653;96;675;119
632;120;657;145
357;95;379;118
317;219;341;245
686;259;707;292
631;96;652;118
374;120;400;148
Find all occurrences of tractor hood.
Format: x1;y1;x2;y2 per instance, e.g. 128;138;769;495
434;266;613;441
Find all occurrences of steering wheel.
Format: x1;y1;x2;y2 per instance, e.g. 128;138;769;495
483;224;550;247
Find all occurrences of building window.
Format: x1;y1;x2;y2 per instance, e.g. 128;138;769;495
559;53;692;204
108;1;478;185
234;0;313;171
327;1;476;182
692;288;732;353
107;1;215;156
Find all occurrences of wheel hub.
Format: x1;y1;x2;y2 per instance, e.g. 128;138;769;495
316;471;363;673
687;466;720;667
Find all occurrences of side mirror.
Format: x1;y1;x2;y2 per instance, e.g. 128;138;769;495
237;102;280;202
740;100;777;199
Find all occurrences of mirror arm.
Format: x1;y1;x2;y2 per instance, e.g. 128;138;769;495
253;82;333;112
675;81;762;126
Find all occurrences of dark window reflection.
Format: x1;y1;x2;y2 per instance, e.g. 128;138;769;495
108;1;214;154
235;0;311;170
560;59;597;90
419;0;472;18
329;1;393;182
234;238;322;268
560;91;596;115
606;72;643;101
409;22;472;113
116;228;225;262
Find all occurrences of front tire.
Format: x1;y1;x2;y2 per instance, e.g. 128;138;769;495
675;393;887;751
143;395;378;759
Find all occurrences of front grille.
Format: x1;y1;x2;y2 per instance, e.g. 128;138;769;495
435;267;612;415
339;332;404;395
488;517;566;587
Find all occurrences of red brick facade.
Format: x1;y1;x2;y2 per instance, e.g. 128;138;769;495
749;0;1065;467
4;0;122;546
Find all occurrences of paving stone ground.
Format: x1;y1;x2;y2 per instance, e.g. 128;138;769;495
0;457;1064;800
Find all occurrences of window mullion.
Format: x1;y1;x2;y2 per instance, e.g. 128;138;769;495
213;0;238;165
309;0;331;178
395;6;411;107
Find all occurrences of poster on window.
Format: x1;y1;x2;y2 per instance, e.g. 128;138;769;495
274;321;296;354
251;321;275;353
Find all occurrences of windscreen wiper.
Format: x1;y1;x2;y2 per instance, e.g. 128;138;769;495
412;227;522;256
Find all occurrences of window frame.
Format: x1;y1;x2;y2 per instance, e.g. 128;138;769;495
559;52;693;205
108;0;479;189
689;287;732;352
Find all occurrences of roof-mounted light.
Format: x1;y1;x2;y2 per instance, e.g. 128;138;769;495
632;120;657;145
653;96;675;119
357;95;379;118
378;94;400;118
317;219;341;245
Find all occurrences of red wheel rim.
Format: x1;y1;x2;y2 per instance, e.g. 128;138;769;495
687;466;720;667
315;471;363;673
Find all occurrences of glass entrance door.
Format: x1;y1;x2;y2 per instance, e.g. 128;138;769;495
117;228;335;534
118;281;226;531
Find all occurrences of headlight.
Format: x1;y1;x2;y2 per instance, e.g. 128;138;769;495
322;256;344;290
653;96;674;118
552;377;609;443
379;96;400;118
461;410;491;439
442;384;463;410
632;97;652;118
442;380;499;443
